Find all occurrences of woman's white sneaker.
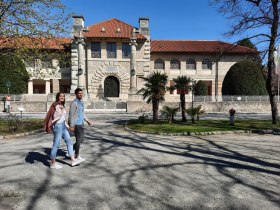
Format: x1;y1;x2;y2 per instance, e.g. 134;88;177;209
50;163;63;169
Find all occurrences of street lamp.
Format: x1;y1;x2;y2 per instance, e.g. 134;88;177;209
78;68;83;76
6;80;11;95
191;80;196;124
274;44;280;101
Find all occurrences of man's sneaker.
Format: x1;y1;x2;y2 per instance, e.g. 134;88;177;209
71;159;81;167
50;163;63;169
77;156;86;162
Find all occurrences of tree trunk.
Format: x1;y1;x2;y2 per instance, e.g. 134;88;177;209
152;100;159;123
267;0;279;124
168;117;172;124
180;94;186;122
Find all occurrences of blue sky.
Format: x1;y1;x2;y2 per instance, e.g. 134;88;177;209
63;0;241;43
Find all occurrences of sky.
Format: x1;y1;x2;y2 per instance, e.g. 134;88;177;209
62;0;241;43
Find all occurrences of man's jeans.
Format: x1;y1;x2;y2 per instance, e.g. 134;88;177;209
73;125;84;157
50;123;74;159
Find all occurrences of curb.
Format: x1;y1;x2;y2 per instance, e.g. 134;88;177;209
0;129;44;140
123;124;280;136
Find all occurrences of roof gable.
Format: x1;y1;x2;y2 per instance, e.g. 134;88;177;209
83;18;146;40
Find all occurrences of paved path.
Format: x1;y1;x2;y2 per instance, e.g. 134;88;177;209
0;114;279;210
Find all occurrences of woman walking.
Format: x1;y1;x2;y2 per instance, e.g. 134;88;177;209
49;92;81;169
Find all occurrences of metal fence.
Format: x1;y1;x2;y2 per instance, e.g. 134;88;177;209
221;95;270;102
0;94;274;103
86;101;127;112
193;95;271;102
0;94;23;101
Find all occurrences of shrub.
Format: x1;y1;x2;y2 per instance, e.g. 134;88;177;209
194;80;208;96
160;106;179;124
138;113;148;123
222;60;267;95
185;105;206;121
0;54;29;94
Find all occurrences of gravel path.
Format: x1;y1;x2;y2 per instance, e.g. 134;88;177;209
0;114;279;210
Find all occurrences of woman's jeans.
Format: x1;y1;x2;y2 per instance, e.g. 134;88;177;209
50;123;74;159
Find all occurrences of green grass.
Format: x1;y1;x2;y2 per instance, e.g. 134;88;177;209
127;119;280;134
0;118;43;136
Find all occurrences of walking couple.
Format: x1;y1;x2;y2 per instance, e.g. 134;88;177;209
44;88;92;169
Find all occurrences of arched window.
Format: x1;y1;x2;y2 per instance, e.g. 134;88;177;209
154;58;165;69
202;59;212;70
186;59;196;70
170;59;180;69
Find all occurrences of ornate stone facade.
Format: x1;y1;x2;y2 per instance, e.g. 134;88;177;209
67;16;256;102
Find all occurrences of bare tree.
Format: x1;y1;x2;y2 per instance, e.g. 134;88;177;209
211;0;279;124
0;0;71;37
0;0;72;79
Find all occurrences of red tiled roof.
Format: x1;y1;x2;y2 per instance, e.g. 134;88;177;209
151;40;257;54
83;18;146;40
0;37;71;50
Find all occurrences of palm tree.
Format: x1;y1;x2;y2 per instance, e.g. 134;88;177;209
172;76;192;122
160;105;179;124
138;72;168;123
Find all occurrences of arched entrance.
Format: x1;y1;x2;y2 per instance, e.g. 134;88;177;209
104;76;120;97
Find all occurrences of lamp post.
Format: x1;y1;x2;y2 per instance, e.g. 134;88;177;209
191;80;196;124
274;44;280;101
6;80;11;95
5;81;11;113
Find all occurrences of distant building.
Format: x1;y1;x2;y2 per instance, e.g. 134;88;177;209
1;16;257;102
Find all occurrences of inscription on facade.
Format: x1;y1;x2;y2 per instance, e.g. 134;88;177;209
106;66;118;72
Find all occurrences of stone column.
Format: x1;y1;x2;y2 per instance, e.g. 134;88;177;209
45;79;51;94
52;79;60;93
129;28;138;94
28;80;33;94
77;37;86;91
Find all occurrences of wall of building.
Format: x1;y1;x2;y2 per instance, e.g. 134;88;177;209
127;101;278;114
1;100;275;114
150;53;250;100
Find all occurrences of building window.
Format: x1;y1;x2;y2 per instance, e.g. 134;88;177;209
186;59;196;70
122;43;131;58
154;58;165;69
170;59;180;69
202;59;212;70
91;42;101;58
41;56;53;68
107;42;117;58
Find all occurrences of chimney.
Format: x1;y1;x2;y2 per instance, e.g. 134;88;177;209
139;17;150;36
72;15;85;38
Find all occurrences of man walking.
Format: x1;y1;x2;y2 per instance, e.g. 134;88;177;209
69;88;92;161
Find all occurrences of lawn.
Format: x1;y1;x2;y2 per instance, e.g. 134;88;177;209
0;118;43;136
127;119;280;134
